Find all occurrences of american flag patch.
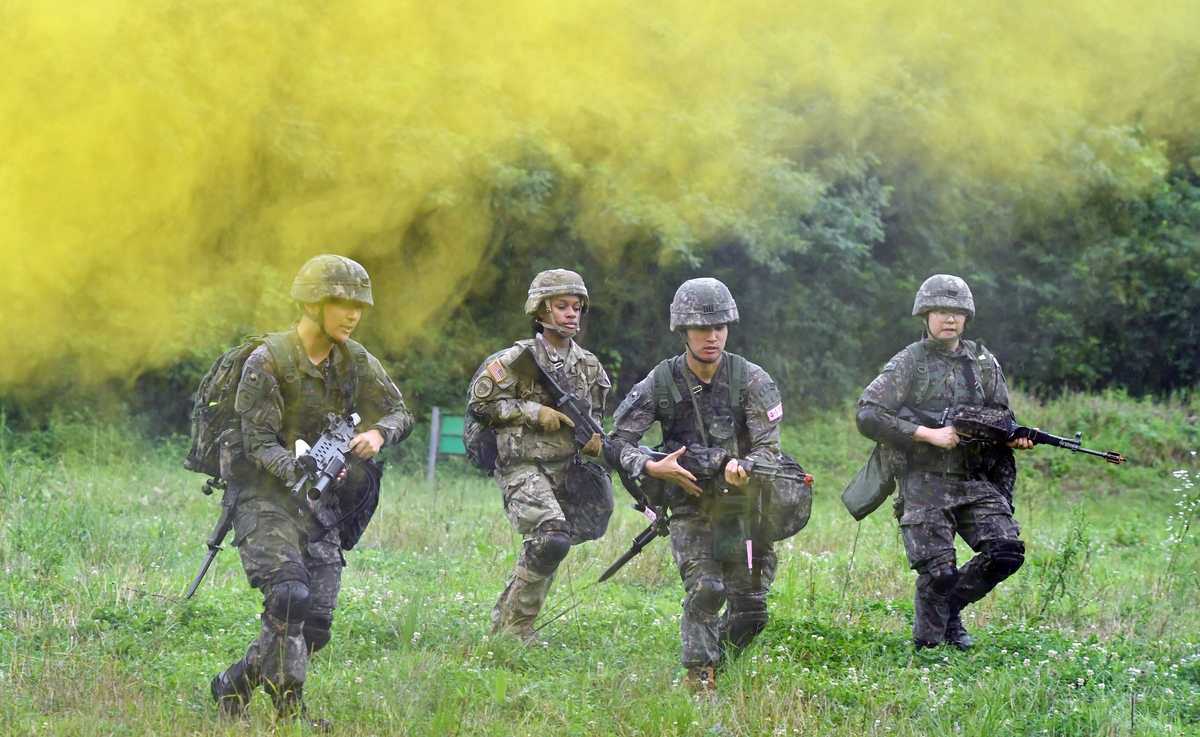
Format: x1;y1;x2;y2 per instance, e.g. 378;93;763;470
487;359;508;383
767;403;783;422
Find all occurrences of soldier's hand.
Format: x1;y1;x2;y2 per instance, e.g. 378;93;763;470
350;429;385;460
582;432;603;457
724;459;749;487
915;424;960;450
1007;429;1036;450
537;406;576;433
645;446;704;496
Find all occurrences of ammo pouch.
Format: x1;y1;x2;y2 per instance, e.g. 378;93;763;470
217;428;253;482
841;444;897;521
764;452;812;541
559;457;615;544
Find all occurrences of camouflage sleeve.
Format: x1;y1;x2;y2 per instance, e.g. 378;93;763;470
235;347;300;486
608;374;658;477
590;365;612;426
359;355;415;446
855;349;920;447
744;364;782;465
466;347;542;429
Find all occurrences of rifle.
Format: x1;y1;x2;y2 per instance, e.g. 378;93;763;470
291;412;362;502
508;348;670;580
186;490;233;599
637;445;813;485
897;405;1126;464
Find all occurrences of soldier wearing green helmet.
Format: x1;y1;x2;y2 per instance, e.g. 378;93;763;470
467;269;613;643
209;254;413;727
855;274;1033;652
608;278;806;697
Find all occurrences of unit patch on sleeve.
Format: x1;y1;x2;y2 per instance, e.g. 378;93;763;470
472;376;495;399
487;359;509;384
767;403;784;422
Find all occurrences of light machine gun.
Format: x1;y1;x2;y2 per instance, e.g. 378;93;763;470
898;405;1126;465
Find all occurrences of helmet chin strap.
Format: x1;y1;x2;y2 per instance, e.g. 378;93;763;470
683;333;721;364
538;301;578;338
303;303;344;345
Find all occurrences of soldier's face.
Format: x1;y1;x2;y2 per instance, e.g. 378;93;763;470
685;324;728;363
539;296;582;333
926;309;966;342
321;299;362;342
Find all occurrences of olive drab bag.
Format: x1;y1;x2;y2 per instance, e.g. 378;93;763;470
184;335;271;479
462;349;505;475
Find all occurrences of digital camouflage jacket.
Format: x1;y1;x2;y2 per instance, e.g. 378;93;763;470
234;328;414;488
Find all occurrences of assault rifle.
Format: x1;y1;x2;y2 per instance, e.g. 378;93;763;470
508;348;669;580
898;405;1125;464
291;412;362;502
185;487;232;599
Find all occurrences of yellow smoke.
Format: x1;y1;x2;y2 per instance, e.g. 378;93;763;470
1;0;1196;389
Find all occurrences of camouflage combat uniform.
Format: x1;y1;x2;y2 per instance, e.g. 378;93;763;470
610;353;784;669
214;326;413;712
856;337;1024;646
468;332;611;637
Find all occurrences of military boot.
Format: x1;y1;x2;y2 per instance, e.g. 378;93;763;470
684;666;717;700
211;658;257;721
943;606;973;651
271;687;332;733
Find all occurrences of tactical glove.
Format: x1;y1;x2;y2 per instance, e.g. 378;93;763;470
537;406;576;433
581;432;602;457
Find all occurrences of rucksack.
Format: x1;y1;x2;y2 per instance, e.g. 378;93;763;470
905;339;996;406
462;349;506;475
184;333;296;479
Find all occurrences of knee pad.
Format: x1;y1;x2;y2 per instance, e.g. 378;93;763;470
922;566;959;597
304;613;333;655
265;581;312;624
724;605;769;650
983;539;1025;582
526;523;571;576
690;577;727;615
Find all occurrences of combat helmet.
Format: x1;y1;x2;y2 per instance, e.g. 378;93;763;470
526;269;589;337
291;254;374;306
669;278;739;331
912;274;974;319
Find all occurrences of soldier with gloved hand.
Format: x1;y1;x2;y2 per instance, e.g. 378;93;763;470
467;270;612;643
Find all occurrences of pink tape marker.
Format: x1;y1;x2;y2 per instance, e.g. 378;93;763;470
746;540;754;570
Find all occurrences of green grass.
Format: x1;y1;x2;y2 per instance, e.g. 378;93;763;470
1;390;1199;735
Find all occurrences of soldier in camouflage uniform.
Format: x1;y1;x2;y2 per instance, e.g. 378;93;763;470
609;278;786;695
210;255;414;725
468;270;612;643
856;274;1032;651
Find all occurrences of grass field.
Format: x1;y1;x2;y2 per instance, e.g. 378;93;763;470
1;391;1199;735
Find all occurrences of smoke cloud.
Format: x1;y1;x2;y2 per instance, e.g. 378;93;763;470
2;0;1196;389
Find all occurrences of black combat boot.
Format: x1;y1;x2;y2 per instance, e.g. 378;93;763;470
210;661;253;721
943;606;973;651
272;686;333;733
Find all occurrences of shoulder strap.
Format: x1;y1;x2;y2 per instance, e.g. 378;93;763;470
343;339;370;379
904;341;930;406
262;332;299;384
650;357;682;439
967;340;996;403
726;353;749;411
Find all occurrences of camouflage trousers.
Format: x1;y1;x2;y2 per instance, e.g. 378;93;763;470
491;459;571;635
220;479;344;708
896;471;1021;644
670;507;778;668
